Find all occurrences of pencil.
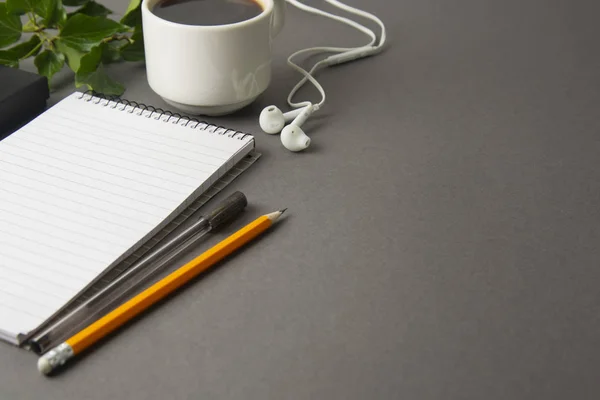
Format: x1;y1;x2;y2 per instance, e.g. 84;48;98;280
37;209;287;375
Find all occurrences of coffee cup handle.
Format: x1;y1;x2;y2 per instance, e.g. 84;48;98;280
271;0;286;37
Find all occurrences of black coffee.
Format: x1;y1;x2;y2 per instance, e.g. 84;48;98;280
151;0;263;26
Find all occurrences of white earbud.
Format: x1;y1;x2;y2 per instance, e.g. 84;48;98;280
257;1;386;153
280;104;314;152
259;105;308;134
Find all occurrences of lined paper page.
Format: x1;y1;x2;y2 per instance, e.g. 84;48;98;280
0;92;253;341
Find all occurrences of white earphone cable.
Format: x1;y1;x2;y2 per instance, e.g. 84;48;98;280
284;0;386;110
324;0;387;48
286;0;378;46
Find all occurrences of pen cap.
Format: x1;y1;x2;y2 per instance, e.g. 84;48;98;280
207;191;248;231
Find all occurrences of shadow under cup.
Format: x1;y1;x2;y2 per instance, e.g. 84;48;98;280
141;0;276;116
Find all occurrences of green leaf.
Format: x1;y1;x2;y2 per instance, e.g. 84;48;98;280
76;44;124;95
77;65;124;94
59;14;127;52
123;0;141;15
63;0;89;6
67;1;111;18
55;0;68;28
0;49;19;67
35;0;59;26
55;39;84;71
4;34;41;59
5;0;33;15
34;49;65;82
120;0;141;27
0;3;22;48
121;29;143;62
7;0;66;27
77;40;101;64
101;39;126;63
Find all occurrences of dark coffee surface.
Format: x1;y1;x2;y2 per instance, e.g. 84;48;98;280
151;0;263;26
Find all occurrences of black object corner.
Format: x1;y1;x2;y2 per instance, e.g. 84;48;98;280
0;66;50;140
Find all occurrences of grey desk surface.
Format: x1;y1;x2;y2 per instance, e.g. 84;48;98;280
1;0;599;398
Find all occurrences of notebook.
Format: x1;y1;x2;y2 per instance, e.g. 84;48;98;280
0;91;256;345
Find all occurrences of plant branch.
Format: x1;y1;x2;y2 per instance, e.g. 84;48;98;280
103;34;135;44
21;40;43;59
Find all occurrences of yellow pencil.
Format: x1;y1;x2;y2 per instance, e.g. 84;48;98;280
37;209;286;375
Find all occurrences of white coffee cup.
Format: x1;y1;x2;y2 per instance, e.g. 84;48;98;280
141;0;286;116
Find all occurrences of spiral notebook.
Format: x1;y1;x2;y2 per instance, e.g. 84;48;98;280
0;91;256;345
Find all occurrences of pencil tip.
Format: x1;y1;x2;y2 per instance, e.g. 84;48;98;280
266;209;287;221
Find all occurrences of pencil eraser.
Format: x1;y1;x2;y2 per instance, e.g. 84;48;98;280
37;356;52;375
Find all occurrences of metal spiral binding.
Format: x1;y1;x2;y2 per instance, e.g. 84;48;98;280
78;90;250;140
